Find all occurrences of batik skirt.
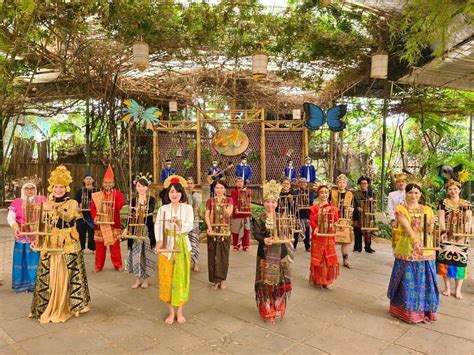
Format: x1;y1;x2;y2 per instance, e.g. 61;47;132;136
387;258;439;324
126;235;156;279
189;223;200;268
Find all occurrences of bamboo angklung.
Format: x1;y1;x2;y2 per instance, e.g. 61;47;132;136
208;199;231;238
156;210;181;254
448;204;473;246
95;189;116;225
235;188;252;216
317;206;337;237
360;199;378;231
122;193;151;240
30;203;63;252
78;187;92;212
268;211;293;244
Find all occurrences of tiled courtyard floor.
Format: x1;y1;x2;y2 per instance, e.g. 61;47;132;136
0;211;473;354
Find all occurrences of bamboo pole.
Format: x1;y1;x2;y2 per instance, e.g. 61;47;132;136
196;109;202;185
128;125;132;198
303;127;309;159
380;81;389;211
153;131;158;185
261;108;266;183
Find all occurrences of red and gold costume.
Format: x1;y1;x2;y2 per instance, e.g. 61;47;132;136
309;202;340;287
90;165;125;271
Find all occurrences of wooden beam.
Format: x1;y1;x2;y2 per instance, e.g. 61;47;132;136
152;131;158;185
196;110;202;185
261;108;266;183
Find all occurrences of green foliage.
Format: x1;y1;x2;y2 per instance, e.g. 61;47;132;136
389;0;473;65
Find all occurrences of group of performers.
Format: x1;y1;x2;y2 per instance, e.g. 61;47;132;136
4;161;472;327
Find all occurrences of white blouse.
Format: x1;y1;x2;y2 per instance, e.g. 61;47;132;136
154;203;194;260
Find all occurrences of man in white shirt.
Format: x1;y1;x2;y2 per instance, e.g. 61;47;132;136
386;173;406;228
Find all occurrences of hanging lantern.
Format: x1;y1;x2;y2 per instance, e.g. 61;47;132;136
252;51;268;80
370;52;388;79
133;41;149;71
292;109;301;120
169;100;178;113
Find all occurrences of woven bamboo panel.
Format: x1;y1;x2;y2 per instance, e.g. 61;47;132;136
264;131;303;181
200;122;262;185
158;131;198;182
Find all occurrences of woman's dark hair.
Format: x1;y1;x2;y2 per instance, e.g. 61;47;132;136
135;178;150;187
405;183;422;193
280;177;291;184
357;176;371;185
161;183;187;204
214;180;227;189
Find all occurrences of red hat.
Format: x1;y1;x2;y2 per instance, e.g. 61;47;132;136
103;164;115;182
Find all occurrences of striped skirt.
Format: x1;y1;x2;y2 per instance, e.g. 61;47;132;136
12;241;40;293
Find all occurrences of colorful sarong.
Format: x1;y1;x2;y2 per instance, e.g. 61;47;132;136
436;241;468;280
158;231;191;306
255;244;292;321
387;258;439;324
12;241;40;292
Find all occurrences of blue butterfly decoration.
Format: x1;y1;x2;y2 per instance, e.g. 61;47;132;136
303;103;347;132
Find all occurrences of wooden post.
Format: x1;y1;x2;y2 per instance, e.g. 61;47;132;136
128;125;132;198
260;108;266;183
380;82;389;211
329;131;335;182
196;109;202;185
303;127;309;159
152;131;158;185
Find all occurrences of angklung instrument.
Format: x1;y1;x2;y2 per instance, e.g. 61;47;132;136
155;210;182;254
316;206;338;237
267;211;294;244
235;188;252;216
122;194;151;240
296;187;312;210
335;204;354;229
408;209;441;251
18;199;42;236
445;204;473;246
360;199;378;232
78;187;92;212
95;189;115;225
278;194;301;234
208;198;231;238
29;203;63;252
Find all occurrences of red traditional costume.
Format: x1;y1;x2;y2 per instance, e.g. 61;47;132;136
309;202;340;287
91;165;125;271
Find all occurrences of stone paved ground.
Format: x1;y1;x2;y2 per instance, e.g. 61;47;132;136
0;210;473;354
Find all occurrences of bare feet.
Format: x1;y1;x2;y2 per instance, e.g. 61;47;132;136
116;267;125;272
455;292;463;300
164;314;175;325
192;264;199;272
94;268;102;273
218;282;226;290
324;284;333;290
211;283;219;290
131;279;142;289
265;318;276;325
176;313;186;324
140;280;149;289
442;290;450;296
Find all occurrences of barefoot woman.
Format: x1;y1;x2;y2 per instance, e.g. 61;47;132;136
155;175;194;324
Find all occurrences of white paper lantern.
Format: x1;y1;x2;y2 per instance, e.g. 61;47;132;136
133;41;149;71
169;100;178;113
252;51;268;80
292;109;301;120
370;52;388;79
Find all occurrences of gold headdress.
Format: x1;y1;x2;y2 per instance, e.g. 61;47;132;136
445;179;461;188
48;165;73;192
263;180;282;201
394;172;407;182
163;175;187;189
335;174;348;183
